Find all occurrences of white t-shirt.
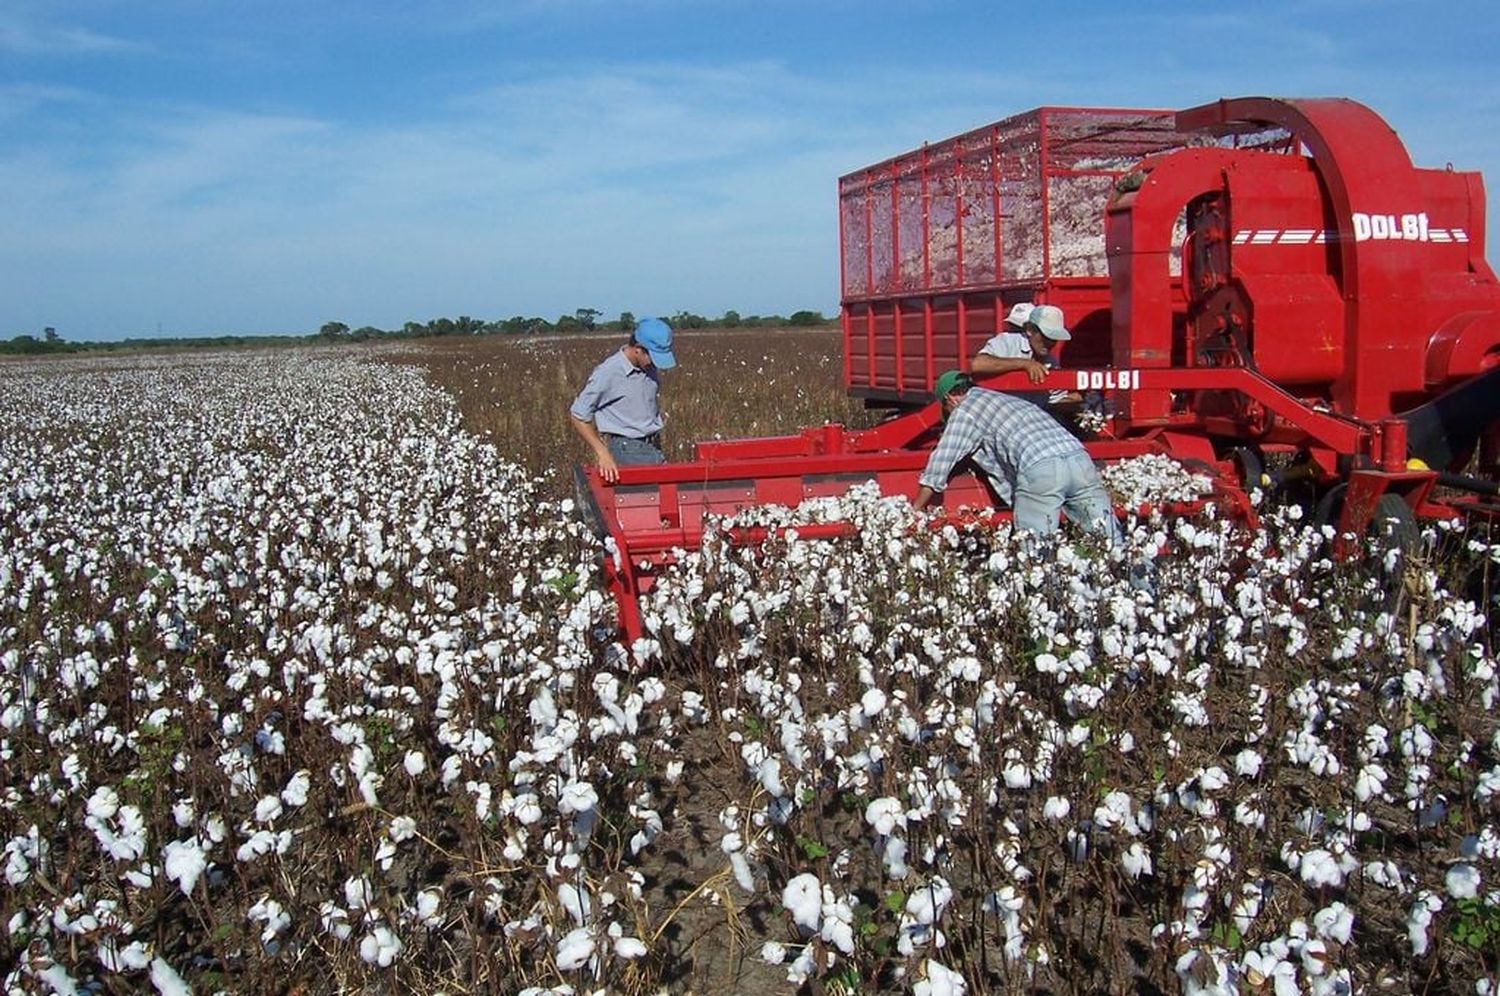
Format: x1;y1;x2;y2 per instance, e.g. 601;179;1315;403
977;330;1032;360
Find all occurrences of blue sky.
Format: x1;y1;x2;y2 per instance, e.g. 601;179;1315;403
2;1;1497;341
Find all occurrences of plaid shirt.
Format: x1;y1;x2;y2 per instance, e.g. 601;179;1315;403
919;387;1086;503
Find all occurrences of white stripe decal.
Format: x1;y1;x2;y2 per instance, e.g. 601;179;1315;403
1251;230;1278;244
1456;229;1470;242
1279;230;1315;244
1430;230;1452;243
1233;230;1252;244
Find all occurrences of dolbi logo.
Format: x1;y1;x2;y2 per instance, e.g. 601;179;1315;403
1351;212;1430;242
1075;370;1142;390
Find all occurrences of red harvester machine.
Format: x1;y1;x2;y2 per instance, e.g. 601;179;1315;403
578;97;1500;643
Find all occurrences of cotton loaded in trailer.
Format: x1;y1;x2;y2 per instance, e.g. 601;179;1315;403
575;96;1500;644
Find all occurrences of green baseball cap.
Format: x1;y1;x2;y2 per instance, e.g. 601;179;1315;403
933;369;972;403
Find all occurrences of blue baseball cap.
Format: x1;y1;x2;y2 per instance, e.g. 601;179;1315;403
633;317;676;369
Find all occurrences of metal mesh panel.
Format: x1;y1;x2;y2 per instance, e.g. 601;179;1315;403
840;179;870;297
839;106;1255;299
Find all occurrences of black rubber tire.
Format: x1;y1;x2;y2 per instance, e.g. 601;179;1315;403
1312;483;1347;534
1228;446;1267;493
1366;493;1419;567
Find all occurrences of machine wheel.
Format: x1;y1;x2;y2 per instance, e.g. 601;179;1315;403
1312;483;1346;535
1367;493;1420;569
1228;446;1267;493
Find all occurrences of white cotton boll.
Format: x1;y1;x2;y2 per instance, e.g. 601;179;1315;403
783;873;823;933
559;781;598;815
730;851;757;894
785;942;818;985
760;940;787;965
162;839;208;895
1408;892;1443;956
281;770;311;807
862;687;888;717
254;795;284;824
883;836;910;879
1313;902;1355;944
866;797;905;836
171;800;195;828
757;758;785;798
555;926;596;971
1299;849;1344;889
1448;864;1482;899
389;815;417;844
403;751;426;776
98;938;152;972
149;956;191;996
413;889;442;927
345;876;374;911
1122;842;1153;879
613;934;647;959
914;958;968;996
359;925;403;967
820;894;856;954
1234;750;1262;778
1043;796;1071;821
905;878;953;925
558;882;592;926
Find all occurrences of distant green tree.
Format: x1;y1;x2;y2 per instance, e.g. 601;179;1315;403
575;308;601;330
788;310;828;326
319;321;350;338
721;310;741;328
616;311;635;332
44;326;59;342
454;315;484;335
555;313;584;333
671;310;708;329
351;326;382;341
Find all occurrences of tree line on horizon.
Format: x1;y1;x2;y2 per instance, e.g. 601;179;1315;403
3;309;836;355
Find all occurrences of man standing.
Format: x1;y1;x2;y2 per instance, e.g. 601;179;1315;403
973;303;1078;408
569;316;676;482
912;369;1118;542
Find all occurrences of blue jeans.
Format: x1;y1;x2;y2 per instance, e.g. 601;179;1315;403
604;434;665;467
1012;451;1119;543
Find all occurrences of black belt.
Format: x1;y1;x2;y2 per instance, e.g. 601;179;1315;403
603;431;661;447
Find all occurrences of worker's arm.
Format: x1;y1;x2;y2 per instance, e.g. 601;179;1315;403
569;412;620;483
912;416;979;513
971;354;1048;382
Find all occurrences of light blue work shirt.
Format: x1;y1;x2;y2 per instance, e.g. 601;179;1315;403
569;348;663;438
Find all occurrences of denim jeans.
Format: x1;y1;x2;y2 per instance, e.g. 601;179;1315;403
604;434;665;467
1012;450;1120;543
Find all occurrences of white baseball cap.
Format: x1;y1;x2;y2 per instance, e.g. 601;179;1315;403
1005;302;1034;328
1025;304;1071;341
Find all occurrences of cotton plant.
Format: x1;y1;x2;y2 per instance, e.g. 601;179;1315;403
5;351;1500;992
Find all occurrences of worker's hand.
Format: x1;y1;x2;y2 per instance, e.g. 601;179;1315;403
597;452;620;483
1022;359;1048;383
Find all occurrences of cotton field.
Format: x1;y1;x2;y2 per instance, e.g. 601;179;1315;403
2;348;1499;994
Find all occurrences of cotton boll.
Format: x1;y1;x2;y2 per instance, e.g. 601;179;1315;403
782;873;822;934
162;839;208;895
555;926;596;972
1447;864;1481;900
359;925;403;967
913;959;968;996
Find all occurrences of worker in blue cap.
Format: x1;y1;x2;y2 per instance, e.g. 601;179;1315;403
569;316;677;481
